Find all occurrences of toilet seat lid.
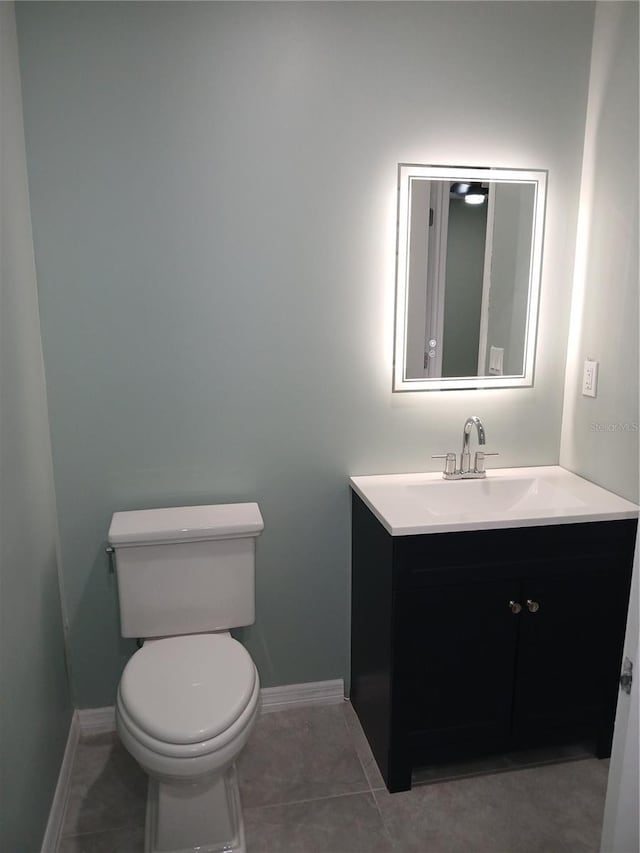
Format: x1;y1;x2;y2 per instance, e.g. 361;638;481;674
119;634;257;745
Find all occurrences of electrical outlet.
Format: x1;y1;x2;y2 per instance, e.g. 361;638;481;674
582;359;598;397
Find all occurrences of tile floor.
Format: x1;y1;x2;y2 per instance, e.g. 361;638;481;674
57;702;609;853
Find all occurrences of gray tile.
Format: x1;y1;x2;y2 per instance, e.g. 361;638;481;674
59;709;610;853
375;759;608;853
237;703;369;808
342;701;386;790
505;742;594;769
244;792;395;853
411;742;595;787
58;825;144;853
62;735;147;836
524;759;609;849
412;752;514;786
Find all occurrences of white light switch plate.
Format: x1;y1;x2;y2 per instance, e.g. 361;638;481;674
582;359;598;397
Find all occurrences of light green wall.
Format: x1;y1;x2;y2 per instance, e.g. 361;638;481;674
560;1;639;505
0;4;72;850
16;1;595;707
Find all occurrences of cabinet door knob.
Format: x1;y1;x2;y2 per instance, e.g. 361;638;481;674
526;599;540;613
509;600;522;614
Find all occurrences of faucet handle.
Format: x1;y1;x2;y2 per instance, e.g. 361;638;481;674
474;451;498;474
432;452;457;476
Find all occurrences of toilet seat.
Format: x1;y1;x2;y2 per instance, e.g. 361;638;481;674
118;633;258;758
117;675;259;761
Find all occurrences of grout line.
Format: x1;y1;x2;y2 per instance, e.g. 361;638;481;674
58;824;143;843
245;786;375;812
341;701;387;795
337;702;376;796
370;786;400;850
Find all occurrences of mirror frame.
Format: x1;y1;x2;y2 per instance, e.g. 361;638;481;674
393;164;548;392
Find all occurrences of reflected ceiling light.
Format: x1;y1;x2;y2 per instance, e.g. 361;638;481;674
464;183;488;205
450;182;471;197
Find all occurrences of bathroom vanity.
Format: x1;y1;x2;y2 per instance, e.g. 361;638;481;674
349;467;638;792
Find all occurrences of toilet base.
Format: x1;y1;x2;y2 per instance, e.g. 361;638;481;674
145;765;246;853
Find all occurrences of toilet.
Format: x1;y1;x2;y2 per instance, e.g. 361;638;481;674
107;502;264;853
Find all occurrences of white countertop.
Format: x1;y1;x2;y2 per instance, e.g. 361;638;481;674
349;466;639;536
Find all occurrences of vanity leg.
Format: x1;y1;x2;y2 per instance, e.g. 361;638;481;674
386;753;412;793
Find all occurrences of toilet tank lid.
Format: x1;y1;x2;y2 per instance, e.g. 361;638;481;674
108;503;264;547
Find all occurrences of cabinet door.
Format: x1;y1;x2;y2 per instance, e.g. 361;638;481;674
398;579;521;759
513;565;626;745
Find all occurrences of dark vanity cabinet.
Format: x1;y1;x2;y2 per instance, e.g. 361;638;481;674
350;492;637;792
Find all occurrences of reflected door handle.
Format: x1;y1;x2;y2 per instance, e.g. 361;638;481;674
509;600;522;614
526;599;540;613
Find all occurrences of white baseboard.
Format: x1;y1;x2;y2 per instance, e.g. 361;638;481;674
77;705;116;736
76;678;345;736
40;711;80;853
259;678;345;712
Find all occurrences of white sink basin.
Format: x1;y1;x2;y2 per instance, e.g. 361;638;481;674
350;466;638;535
405;477;587;516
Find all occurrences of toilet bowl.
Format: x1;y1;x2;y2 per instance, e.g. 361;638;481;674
107;502;265;853
116;633;260;853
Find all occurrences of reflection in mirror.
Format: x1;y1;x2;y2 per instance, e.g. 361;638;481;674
393;165;547;392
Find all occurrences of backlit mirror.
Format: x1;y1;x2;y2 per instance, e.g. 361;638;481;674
393;165;547;391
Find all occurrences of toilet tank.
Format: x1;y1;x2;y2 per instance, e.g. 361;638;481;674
108;503;264;638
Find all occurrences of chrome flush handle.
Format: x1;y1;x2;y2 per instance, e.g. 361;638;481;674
106;545;115;574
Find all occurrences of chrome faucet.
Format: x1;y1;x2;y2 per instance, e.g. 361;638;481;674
461;416;485;474
432;415;498;479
